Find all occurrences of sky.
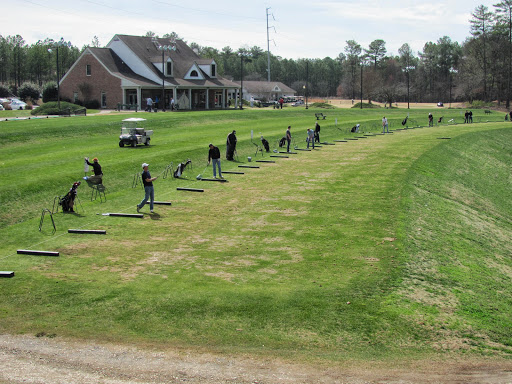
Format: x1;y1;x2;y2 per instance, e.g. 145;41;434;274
4;0;500;60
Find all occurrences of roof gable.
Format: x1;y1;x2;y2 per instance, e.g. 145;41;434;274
184;63;205;80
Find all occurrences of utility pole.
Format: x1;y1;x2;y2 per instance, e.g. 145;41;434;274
266;7;276;82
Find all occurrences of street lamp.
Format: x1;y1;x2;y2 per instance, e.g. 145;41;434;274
305;60;309;109
360;57;366;109
449;67;458;108
47;38;70;112
402;65;415;109
158;42;176;112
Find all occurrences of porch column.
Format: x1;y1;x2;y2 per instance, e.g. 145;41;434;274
188;89;192;110
206;88;209;109
137;87;142;110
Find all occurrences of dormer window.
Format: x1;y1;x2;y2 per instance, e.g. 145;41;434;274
211;64;216;77
190;70;199;77
166;61;173;76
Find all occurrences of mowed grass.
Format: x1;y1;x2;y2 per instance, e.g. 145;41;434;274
0;107;510;362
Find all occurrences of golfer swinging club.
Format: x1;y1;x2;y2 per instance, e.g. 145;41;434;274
137;162;157;213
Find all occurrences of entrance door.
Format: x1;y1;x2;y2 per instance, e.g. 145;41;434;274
215;91;223;108
128;92;137;105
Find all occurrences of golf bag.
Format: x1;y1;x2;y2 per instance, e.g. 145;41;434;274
174;159;192;178
59;181;80;212
350;124;360;133
279;137;286;147
261;137;270;152
402;116;408;126
438;117;443;123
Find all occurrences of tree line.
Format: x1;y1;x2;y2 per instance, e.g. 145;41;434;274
1;2;511;107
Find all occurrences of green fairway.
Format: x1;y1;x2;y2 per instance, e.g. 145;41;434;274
0;107;510;362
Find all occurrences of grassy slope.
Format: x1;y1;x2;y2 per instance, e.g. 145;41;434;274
0;108;510;362
398;128;512;355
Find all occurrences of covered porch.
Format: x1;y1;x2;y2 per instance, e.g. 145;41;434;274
122;86;240;111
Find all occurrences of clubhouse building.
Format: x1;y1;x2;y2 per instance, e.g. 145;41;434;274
60;34;241;110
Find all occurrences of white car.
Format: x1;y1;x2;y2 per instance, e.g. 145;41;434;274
0;104;4;111
10;99;27;110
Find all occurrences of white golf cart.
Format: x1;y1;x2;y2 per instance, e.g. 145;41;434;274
119;118;153;147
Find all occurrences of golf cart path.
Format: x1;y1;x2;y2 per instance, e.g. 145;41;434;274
1;335;511;383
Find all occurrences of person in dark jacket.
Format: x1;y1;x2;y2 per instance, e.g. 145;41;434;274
226;130;237;160
208;144;223;179
286;126;292;152
137;163;157;213
314;122;321;143
84;157;103;184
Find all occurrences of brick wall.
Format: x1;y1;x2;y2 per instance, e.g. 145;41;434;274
60;52;122;109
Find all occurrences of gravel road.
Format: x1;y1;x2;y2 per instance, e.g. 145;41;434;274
1;334;512;383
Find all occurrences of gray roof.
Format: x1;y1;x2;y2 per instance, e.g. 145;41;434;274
236;81;296;94
88;47;160;86
110;35;239;88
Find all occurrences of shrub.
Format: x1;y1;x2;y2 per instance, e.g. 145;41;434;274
352;102;381;109
84;99;100;109
0;84;10;97
18;82;41;101
470;100;495;108
310;102;336;109
9;84;17;96
42;82;58;102
30;101;85;116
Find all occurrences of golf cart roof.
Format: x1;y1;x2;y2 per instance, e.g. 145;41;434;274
122;118;146;122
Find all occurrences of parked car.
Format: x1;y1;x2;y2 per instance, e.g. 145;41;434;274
0;104;4;111
292;100;304;106
9;99;27;110
437;102;444;107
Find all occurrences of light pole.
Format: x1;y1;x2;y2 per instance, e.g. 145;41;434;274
360;58;365;109
305;60;309;109
158;42;176;112
402;65;415;109
449;67;458;108
47;38;70;112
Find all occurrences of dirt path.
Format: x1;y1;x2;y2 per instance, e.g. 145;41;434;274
1;334;512;384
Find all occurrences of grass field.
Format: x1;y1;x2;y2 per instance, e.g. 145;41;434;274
0;106;510;364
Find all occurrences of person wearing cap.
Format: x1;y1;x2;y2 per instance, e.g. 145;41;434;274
84;156;103;184
382;116;389;133
137;163;157;213
207;143;223;179
306;128;315;149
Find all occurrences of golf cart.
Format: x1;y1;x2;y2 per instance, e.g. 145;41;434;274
119;118;153;147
